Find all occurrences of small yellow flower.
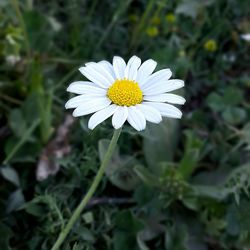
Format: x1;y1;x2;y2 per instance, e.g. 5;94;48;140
128;14;139;23
204;39;217;52
178;50;186;57
146;26;159;37
151;16;161;25
165;13;176;23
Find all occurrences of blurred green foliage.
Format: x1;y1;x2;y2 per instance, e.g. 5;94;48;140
0;0;249;249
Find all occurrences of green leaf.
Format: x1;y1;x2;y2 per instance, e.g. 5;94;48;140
143;119;179;173
175;56;192;79
133;185;157;206
115;210;144;232
22;94;40;123
0;223;13;250
222;107;246;125
165;224;188;250
9;109;26;137
179;150;199;179
6;189;25;213
47;16;62;32
27;61;53;143
4;132;41;164
178;130;204;179
72;243;85;250
223;87;243;106
114;210;145;250
114;231;137;250
222;163;250;204
0;166;20;186
192;166;231;186
242;123;250;150
226;200;250;236
134;165;158;187
206;93;225;112
181;195;199;211
192;185;227;200
185;218;208;250
23;10;52;52
76;226;95;243
137;233;150;250
152;46;178;67
98;139;140;191
82;211;94;224
23;202;46;217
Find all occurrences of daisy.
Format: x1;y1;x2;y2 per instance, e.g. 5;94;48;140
65;56;185;131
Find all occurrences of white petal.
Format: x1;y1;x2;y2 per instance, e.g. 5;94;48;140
136;59;157;84
112;106;128;129
241;34;250;41
72;97;111;117
98;60;116;78
141;69;172;89
124;55;141;80
144;93;186;104
143;79;184;95
67;81;106;95
88;104;118;130
127;106;146;131
136;103;162;124
79;66;110;88
84;62;93;66
86;62;115;86
113;56;126;79
144;102;182;119
65;94;104;109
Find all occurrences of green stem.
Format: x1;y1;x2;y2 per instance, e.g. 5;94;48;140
10;0;31;59
3;118;40;165
130;0;155;49
52;66;79;91
95;0;132;50
51;128;122;250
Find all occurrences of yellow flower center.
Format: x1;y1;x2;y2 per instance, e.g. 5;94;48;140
107;79;143;106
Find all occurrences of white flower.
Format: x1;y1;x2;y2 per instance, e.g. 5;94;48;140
6;55;21;66
66;56;185;131
240;33;250;42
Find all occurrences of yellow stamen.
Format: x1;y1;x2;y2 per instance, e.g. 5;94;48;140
107;79;143;106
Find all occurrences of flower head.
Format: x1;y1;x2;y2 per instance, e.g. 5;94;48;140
128;14;139;23
165;13;176;23
204;39;217;52
146;26;159;37
150;16;161;25
178;50;186;58
66;56;185;131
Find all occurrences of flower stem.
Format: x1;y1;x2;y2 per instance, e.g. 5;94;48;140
51;128;122;250
130;0;155;49
10;0;31;59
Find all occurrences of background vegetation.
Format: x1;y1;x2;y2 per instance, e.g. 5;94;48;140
0;0;249;249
